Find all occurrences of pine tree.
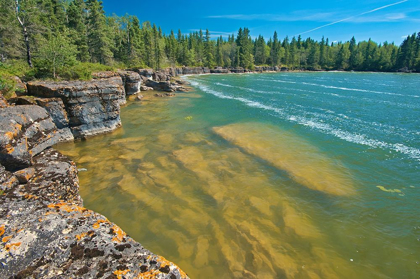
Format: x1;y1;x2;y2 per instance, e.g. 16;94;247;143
215;36;223;66
270;32;280;66
67;0;89;62
86;0;113;64
308;42;319;69
236;28;253;69
348;36;357;70
204;29;214;68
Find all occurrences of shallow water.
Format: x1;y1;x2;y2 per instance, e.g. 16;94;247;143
57;72;420;278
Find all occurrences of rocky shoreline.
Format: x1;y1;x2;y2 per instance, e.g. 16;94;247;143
0;65;285;278
0;70;190;278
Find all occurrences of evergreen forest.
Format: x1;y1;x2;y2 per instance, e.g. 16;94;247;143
1;0;419;80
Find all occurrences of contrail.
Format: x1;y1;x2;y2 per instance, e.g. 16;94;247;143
296;0;409;36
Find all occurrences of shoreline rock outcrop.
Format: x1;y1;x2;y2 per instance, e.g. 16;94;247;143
0;96;189;278
27;77;125;139
0;105;60;171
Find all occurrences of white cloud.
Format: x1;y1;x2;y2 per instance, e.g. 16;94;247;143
207;11;337;22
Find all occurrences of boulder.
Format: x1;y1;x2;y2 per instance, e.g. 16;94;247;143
145;80;175;92
153;71;171;82
140;85;154;91
27;77;125;139
118;70;141;95
136;69;154;81
0;105;59;171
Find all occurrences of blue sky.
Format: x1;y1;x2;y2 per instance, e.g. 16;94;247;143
102;0;420;45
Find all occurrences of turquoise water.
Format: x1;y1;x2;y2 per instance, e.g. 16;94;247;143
57;72;420;278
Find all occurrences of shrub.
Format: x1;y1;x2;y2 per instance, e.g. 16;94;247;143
59;62;115;80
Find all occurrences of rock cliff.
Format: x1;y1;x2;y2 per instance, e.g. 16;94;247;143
27;77;125;139
0;101;189;278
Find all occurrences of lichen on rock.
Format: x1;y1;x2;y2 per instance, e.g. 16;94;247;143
0;96;189;278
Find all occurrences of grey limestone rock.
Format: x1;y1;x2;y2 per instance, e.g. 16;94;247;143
27;77;125;139
0;105;59;171
118;70;141;95
0;148;189;279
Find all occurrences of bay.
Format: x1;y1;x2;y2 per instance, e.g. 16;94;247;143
57;72;420;278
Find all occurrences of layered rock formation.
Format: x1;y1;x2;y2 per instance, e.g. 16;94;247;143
0;105;60;171
0;101;188;278
27;77;125;139
118;70;141;95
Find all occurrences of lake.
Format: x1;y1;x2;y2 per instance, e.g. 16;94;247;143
57;72;420;278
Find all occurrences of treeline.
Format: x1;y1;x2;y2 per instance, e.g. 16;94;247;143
1;0;419;79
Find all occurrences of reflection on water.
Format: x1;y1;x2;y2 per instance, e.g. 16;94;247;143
56;73;420;278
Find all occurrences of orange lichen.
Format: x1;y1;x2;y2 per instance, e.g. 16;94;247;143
48;202;86;213
114;269;131;279
135;270;160;279
6;146;15;154
111;225;126;242
76;231;94;241
0;225;5;237
156;256;188;278
5;242;21;251
2;235;12;243
24;194;37;200
4;131;14;140
76;232;87;241
93;219;108;229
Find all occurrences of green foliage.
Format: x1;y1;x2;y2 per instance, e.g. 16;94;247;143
34;30;78;78
2;0;418;73
0;73;16;99
60;62;114;80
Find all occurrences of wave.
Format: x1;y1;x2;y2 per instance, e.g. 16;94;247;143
300;82;420;98
214;82;278;95
256;77;420;99
190;79;420;161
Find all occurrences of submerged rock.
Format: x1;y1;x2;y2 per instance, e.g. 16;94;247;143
140;85;154;91
135;94;144;101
